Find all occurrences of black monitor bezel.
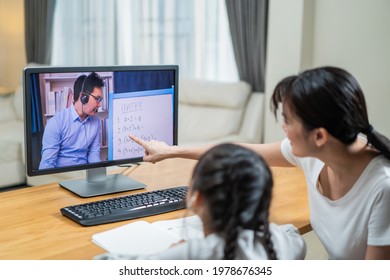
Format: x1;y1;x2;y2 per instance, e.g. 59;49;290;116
23;65;179;177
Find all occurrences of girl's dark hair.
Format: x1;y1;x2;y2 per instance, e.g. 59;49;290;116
271;66;390;160
191;143;277;260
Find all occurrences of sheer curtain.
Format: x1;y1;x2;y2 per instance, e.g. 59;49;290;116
51;0;238;81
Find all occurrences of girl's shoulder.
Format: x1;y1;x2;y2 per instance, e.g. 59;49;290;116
268;223;306;260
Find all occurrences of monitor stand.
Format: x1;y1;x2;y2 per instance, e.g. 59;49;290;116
59;167;146;198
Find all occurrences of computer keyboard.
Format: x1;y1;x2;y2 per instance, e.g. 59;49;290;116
60;186;188;226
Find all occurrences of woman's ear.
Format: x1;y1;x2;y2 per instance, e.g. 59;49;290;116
313;127;329;147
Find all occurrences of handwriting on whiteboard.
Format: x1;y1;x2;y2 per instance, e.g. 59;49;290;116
110;90;174;160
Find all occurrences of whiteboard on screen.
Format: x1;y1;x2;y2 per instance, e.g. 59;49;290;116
108;88;174;161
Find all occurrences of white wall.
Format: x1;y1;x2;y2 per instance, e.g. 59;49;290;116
263;0;309;142
311;0;390;138
263;0;390;142
0;0;26;89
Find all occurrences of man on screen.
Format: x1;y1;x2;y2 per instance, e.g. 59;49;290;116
39;72;104;169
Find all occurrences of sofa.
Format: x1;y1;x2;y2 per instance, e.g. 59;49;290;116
0;79;264;188
178;79;264;146
0;85;25;188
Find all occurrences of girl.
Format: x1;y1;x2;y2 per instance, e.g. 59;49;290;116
129;66;390;259
96;143;306;259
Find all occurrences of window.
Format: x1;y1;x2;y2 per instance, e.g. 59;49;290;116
52;0;238;82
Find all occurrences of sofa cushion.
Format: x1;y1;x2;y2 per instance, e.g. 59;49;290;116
13;84;24;120
179;79;251;108
0;94;17;121
0;141;21;162
0;161;25;188
0;120;24;162
178;79;252;144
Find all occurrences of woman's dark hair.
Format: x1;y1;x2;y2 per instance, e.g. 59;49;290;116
191;143;277;260
73;72;104;102
271;66;390;160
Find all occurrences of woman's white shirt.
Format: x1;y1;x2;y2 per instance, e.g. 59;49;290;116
281;138;390;259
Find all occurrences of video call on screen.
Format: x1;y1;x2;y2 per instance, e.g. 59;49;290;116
29;69;176;171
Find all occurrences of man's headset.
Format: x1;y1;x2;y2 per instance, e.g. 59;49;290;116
80;76;90;105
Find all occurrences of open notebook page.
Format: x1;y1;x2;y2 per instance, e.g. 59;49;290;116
92;215;203;255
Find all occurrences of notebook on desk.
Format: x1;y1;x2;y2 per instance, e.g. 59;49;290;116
92;215;204;256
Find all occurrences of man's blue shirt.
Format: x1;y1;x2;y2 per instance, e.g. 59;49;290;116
39;105;102;169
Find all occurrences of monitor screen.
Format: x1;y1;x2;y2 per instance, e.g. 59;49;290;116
23;65;178;197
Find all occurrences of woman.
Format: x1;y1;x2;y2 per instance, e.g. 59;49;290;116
97;143;306;259
129;66;390;259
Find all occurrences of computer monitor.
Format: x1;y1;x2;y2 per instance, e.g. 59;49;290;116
23;65;178;197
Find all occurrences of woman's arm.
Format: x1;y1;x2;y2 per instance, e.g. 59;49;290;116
365;245;390;260
130;134;293;167
129;134;211;163
240;141;293;167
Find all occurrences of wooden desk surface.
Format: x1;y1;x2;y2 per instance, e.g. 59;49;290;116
0;158;310;260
